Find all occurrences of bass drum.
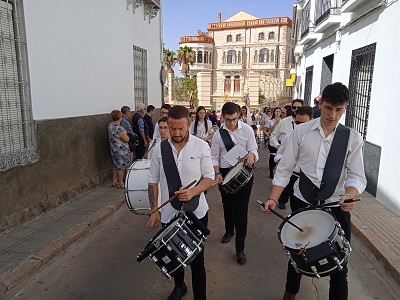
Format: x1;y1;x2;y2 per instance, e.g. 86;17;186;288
124;159;159;215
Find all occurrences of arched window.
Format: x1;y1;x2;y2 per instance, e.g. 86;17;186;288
224;76;231;93
193;51;196;63
259;49;269;63
204;51;209;63
234;76;240;92
258;32;265;40
227;50;236;64
270;49;275;62
227;35;232;42
268;32;275;40
237;51;242;64
197;51;203;63
236;34;242;42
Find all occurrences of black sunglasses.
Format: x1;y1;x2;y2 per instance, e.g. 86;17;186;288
295;121;304;125
292;106;301;109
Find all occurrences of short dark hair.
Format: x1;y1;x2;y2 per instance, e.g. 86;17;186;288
295;106;313;119
222;102;240;115
284;105;293;117
161;104;172;110
168;105;189;120
189;111;196;116
121;106;130;114
147;105;155;113
111;110;122;121
158;116;168;124
292;99;304;106
321;82;349;106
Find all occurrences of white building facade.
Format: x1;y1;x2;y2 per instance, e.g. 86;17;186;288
176;11;294;110
0;0;163;231
292;0;400;211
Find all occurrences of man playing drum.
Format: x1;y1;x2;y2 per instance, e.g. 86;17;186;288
261;82;366;300
211;101;259;265
147;105;214;300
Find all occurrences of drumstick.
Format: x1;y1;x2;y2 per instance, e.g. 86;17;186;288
257;200;303;232
317;197;362;208
151;180;197;213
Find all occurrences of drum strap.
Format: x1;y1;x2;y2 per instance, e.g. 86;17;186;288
219;128;235;152
299;124;350;205
160;140;200;212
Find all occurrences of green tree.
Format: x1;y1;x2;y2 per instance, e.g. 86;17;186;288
259;89;266;104
173;77;198;108
163;47;176;74
176;46;194;78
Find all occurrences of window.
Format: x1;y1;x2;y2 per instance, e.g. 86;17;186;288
133;45;148;106
345;43;376;140
258;32;265;40
224;76;231;93
209;52;212;64
0;0;37;171
227;50;236;64
259;49;269;63
270;49;275;62
236;34;242;42
193;51;196;63
197;51;203;63
234;76;240;92
204;51;208;63
304;66;314;105
268;32;275;40
226;35;232;42
237;51;241;64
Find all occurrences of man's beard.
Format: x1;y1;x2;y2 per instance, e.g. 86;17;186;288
171;131;188;144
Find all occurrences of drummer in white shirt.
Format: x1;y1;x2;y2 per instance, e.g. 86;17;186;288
262;82;366;300
211;101;258;265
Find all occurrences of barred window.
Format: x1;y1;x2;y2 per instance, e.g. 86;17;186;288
304;66;314;105
133;45;148;106
0;0;37;172
345;43;376;140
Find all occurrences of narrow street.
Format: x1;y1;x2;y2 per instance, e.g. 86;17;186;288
6;149;400;300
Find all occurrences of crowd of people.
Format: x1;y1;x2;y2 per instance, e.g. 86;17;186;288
106;82;366;300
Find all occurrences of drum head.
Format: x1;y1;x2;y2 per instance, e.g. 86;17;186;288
130;159;151;170
280;210;336;249
223;161;244;184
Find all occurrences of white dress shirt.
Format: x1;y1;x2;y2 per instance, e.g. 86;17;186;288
148;134;214;223
274;132;300;172
211;121;259;168
272;118;366;204
152;123;160;141
189;119;213;139
269;116;295;148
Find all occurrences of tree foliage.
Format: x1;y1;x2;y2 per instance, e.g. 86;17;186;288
176;46;194;78
173;77;198;108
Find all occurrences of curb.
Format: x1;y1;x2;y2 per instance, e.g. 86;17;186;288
0;195;125;296
351;213;400;286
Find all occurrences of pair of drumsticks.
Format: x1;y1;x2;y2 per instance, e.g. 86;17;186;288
151;179;218;213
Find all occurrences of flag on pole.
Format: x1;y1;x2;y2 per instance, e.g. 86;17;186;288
245;93;252;125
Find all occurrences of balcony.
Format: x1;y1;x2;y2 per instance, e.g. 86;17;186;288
299;27;322;46
220;63;244;70
208;17;292;31
179;36;214;45
143;0;161;9
342;0;382;13
315;0;342;33
251;62;277;70
190;63;213;71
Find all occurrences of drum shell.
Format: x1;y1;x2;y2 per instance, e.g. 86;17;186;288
278;208;350;277
221;163;253;194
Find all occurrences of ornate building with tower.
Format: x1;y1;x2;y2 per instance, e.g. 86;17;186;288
168;11;294;110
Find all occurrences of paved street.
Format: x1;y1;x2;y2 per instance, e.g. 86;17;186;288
4;149;400;300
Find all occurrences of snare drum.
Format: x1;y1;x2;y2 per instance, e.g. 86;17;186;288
124;159;160;215
278;208;351;278
137;213;207;279
221;161;253;194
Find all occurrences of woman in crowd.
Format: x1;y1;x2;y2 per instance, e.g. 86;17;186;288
189;106;214;143
108;110;130;188
264;107;282;179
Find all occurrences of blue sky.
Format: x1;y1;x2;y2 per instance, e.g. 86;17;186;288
162;0;296;52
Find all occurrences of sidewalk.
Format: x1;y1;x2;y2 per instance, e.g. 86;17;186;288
1;155;400;296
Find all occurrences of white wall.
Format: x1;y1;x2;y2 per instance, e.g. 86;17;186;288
297;2;400;210
24;0;162;120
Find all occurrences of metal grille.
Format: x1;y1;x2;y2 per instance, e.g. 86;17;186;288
315;0;341;27
133;45;148;106
0;0;36;172
345;43;376;140
320;54;334;94
300;1;311;38
304;66;314;105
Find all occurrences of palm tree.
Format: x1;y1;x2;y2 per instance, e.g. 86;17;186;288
163;47;176;74
176;46;194;78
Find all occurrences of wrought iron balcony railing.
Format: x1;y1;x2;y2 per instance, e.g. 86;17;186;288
315;0;342;27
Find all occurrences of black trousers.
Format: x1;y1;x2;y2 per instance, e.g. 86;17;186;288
268;144;277;172
286;195;351;300
218;168;254;253
278;174;299;206
163;213;208;300
135;140;145;159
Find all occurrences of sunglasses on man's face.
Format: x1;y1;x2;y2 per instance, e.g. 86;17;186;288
292;106;301;110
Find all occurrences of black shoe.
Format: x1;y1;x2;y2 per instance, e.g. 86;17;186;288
167;282;187;300
278;202;286;210
237;251;246;265
221;232;234;244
